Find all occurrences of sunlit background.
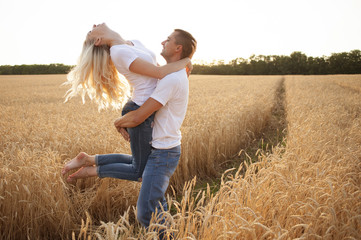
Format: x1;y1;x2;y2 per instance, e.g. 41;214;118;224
0;0;360;66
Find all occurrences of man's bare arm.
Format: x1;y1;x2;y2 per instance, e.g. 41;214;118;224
114;98;163;129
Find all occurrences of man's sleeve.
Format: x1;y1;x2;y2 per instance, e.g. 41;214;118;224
150;75;177;106
110;47;138;70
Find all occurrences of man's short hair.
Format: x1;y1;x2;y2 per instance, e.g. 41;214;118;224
174;29;197;59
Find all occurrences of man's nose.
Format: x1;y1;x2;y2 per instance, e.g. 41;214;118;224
161;40;165;45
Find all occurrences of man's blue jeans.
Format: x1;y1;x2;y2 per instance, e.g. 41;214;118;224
136;145;181;229
95;100;154;181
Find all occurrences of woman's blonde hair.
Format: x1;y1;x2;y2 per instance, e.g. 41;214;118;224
64;38;130;110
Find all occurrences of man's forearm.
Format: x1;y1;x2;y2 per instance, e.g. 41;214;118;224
114;110;142;128
114;97;163;129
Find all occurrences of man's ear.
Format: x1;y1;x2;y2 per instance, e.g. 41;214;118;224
175;45;183;53
94;37;102;46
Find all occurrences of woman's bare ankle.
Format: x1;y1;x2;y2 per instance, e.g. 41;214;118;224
84;155;96;166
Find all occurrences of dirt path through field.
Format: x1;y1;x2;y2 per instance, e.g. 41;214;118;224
193;76;288;193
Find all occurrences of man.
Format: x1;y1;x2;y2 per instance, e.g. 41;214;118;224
114;29;197;232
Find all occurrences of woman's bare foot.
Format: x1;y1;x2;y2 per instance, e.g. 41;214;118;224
67;166;98;183
62;152;95;176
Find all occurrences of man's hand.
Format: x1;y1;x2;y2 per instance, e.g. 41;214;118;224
114;116;123;129
114;117;130;142
118;127;130;142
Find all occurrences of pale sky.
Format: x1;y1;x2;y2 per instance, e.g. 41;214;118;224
0;0;360;66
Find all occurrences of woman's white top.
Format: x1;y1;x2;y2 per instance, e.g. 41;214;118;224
110;40;158;106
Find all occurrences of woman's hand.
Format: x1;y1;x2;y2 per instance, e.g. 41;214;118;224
186;59;193;77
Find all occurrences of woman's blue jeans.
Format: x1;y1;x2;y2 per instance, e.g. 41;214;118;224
136;145;181;230
95;100;154;181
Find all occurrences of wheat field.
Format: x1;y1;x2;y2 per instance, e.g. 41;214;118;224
0;74;360;239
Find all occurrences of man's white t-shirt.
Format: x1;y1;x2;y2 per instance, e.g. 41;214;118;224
150;69;189;149
110;40;158;106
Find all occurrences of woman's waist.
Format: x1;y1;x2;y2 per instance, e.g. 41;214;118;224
131;86;156;103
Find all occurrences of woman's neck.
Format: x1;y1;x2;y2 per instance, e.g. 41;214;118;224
107;30;129;47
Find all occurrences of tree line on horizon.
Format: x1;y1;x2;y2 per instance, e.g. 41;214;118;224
0;50;360;75
0;63;72;75
192;50;361;75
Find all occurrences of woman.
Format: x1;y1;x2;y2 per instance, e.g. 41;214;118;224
62;23;191;183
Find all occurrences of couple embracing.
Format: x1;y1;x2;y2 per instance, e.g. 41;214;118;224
62;23;196;238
